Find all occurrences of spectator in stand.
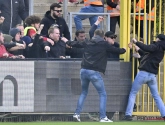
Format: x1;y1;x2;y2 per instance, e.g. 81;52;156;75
17;0;29;25
66;30;86;58
43;26;67;58
106;0;120;34
132;0;155;40
74;0;104;30
8;28;26;58
41;3;70;40
0;11;5;31
0;0;28;34
24;15;52;58
0;30;24;59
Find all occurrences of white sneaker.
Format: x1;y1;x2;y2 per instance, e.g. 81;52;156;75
100;116;113;122
73;114;81;122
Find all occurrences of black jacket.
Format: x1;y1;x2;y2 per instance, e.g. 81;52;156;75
44;39;66;58
107;0;118;8
0;0;28;34
41;11;71;40
136;41;165;74
66;36;126;73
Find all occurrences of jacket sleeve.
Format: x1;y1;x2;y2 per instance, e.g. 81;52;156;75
107;0;118;8
89;24;98;39
66;40;86;48
63;20;71;40
18;0;28;20
106;43;126;54
135;41;158;52
4;42;16;49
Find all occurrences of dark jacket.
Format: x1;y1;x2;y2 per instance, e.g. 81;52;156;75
28;34;46;58
0;0;28;34
136;41;165;74
66;36;126;73
44;39;66;58
9;40;24;56
107;0;118;8
41;11;71;40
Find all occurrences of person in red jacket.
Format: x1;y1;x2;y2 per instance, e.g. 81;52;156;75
0;30;20;59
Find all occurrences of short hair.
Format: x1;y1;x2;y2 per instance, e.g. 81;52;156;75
94;29;104;38
24;15;41;26
75;29;85;37
48;26;59;36
50;3;61;10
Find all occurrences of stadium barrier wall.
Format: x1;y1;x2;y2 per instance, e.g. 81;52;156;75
0;60;132;113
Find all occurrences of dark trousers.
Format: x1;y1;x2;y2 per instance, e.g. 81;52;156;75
110;16;120;33
135;20;154;41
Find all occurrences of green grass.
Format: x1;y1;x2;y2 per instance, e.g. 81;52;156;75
0;122;164;125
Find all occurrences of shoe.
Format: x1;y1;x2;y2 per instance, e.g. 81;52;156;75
73;114;81;122
100;116;113;122
122;115;132;121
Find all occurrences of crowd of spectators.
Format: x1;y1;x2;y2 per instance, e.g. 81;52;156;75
0;1;121;60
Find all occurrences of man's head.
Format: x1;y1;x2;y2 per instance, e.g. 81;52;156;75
94;29;104;38
104;31;117;44
9;28;21;42
0;30;4;44
16;24;24;37
48;27;60;42
50;3;62;18
75;30;86;41
156;34;165;41
24;15;41;30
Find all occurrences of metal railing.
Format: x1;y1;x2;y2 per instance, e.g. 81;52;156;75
68;12;111;40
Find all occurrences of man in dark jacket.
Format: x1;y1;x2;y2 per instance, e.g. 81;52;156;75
62;29;126;122
0;0;28;34
123;34;165;121
41;3;70;40
44;26;66;58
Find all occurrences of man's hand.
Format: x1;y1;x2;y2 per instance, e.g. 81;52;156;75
128;42;133;49
0;16;5;24
3;53;9;58
44;46;50;51
95;16;104;25
61;37;68;43
16;43;25;49
47;38;54;45
132;38;137;44
116;5;120;11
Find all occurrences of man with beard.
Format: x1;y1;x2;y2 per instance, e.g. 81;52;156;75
41;3;70;40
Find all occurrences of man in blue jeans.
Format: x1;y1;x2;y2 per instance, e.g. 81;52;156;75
123;35;165;121
74;0;104;30
62;29;126;122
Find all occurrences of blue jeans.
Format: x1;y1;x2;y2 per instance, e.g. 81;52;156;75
74;5;104;30
75;69;107;119
125;71;165;117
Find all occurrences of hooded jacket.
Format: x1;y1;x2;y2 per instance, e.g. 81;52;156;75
66;35;126;73
0;0;28;34
136;40;165;74
40;11;71;40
